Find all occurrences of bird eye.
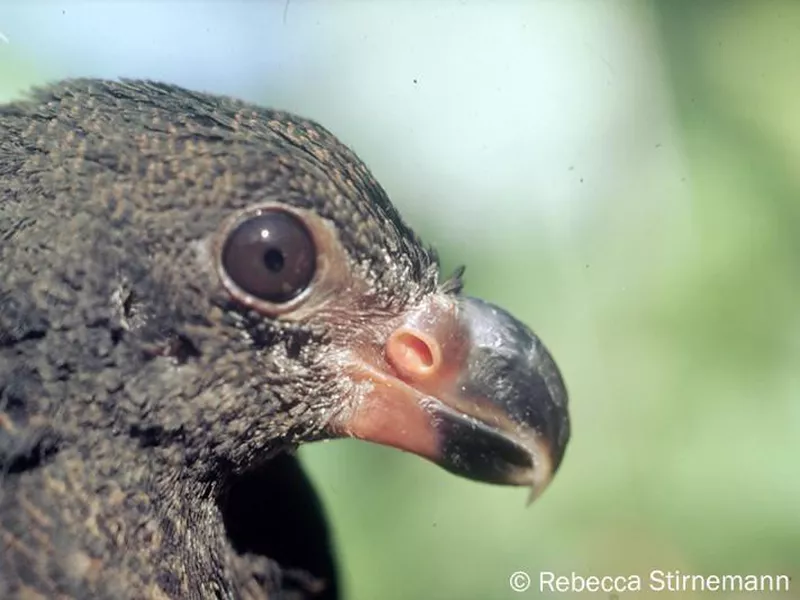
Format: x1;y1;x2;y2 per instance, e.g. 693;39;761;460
221;210;316;304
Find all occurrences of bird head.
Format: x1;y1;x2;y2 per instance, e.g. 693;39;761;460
3;80;570;502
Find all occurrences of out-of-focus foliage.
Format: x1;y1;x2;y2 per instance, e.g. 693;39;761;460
0;47;40;103
1;1;797;599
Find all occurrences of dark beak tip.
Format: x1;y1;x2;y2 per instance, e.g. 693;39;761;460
454;296;572;490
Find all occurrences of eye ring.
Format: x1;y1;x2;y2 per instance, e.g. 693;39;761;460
218;207;317;308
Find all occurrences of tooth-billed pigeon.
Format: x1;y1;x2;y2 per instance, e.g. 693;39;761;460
0;80;570;599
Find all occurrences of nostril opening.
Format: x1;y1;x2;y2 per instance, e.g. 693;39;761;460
386;328;441;380
403;333;434;369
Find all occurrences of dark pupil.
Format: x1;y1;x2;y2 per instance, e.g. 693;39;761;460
263;249;285;272
221;211;316;303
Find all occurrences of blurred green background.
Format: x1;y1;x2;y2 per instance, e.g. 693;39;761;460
2;1;798;598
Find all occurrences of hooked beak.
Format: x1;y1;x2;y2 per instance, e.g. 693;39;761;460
329;293;570;501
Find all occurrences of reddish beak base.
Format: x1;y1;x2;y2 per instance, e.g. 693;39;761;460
328;294;570;500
